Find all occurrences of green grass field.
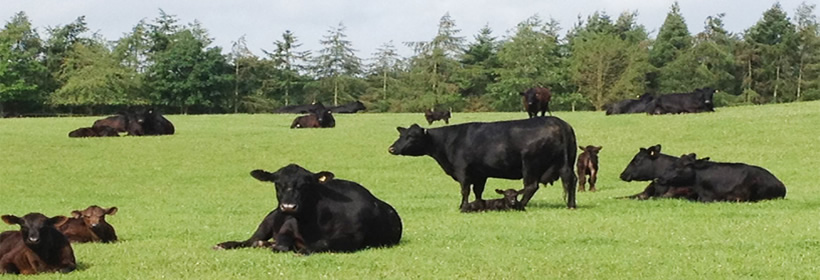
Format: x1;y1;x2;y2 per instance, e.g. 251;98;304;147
2;102;820;279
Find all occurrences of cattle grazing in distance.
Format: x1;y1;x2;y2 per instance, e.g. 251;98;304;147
274;102;326;114
215;164;402;254
462;189;525;212
646;88;716;115
68;126;120;138
389;117;578;211
617;145;697;200
329;101;366;113
0;213;76;275
58;206;118;243
577;145;602;192
424;109;451;125
657;153;787;202
520;87;552;118
605;94;655;115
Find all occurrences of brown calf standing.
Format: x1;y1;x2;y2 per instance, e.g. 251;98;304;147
462;189;525;212
424;109;451;125
58;206;118;243
577;145;602;192
0;213;76;275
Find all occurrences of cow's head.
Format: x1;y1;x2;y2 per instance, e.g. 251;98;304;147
619;144;663;181
71;205;117;228
250;164;334;214
314;109;334;127
389;124;430;156
656;153;710;186
2;213;67;246
352;101;366;111
496;189;524;210
698;88;716;110
520;90;538;107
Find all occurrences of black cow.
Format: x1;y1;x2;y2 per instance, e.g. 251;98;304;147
68;126;120;138
214;164;402;254
657;153;787;202
577;145;601;192
329;101;366;113
388;117;577;211
274;102;326;114
312;107;335;128
605;94;655;115
140;108;174;135
92;111;144;136
0;213;76;274
424;109;451;125
520;87;552;118
462;189;525;212
617;144;696;200
646;88;715;115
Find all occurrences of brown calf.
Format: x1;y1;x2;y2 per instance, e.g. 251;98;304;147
520;87;552;118
577;145;602;192
462;189;525;212
0;213;76;275
290;114;321;128
58;206;118;243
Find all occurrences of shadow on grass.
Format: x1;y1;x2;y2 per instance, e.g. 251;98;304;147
524;200;594;210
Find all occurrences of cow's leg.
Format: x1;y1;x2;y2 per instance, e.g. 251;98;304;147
472;177;487;202
519;176;540;207
577;170;586;192
588;169;597;192
561;166;578;209
459;180;472;212
214;210;278;250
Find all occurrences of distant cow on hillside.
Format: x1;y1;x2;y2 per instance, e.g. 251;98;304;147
329;101;366;113
68;126;120;138
646;88;715;115
520;87;552;118
605;94;655;115
274;102;326;114
424;109;451;125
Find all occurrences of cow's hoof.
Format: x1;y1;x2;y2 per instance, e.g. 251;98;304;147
212;245;225;250
272;245;290;252
589;188;597;192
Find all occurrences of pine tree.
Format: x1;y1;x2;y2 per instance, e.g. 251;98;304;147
265;30;311;105
405;13;465;108
745;3;797;102
369;41;402;100
793;2;820;101
313;22;361;105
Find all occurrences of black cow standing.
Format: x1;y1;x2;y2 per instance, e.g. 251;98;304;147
389;117;578;211
646;88;715;115
605;94;655;115
657;153;787;202
214;164;402;254
424;109;451;125
329;101;366;113
520;87;552;118
617;144;696;200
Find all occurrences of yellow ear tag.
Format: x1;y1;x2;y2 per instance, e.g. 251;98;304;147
318;176;327;183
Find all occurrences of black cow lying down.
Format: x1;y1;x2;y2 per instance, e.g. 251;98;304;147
68;126;120;138
646;88;715;115
657;153;787;202
617;144;697;200
329;101;366;113
214;164;402;254
389;117;578;211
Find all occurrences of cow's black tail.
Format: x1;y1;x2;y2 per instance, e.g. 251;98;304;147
558;117;578;208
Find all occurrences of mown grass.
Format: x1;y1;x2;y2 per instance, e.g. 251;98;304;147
1;102;820;279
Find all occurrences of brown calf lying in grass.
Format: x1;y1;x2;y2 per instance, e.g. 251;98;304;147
58;206;118;243
462;189;525;212
0;213;76;275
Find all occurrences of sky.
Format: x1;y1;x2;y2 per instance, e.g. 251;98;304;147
3;0;814;60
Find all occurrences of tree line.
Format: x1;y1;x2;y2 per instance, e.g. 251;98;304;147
1;2;818;116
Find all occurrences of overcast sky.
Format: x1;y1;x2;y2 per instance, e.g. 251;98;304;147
4;0;814;59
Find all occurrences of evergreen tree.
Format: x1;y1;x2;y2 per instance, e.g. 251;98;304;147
660;14;737;92
313;22;361;105
368;41;402;101
745;3;797;102
458;25;499;100
265;30;311;105
650;2;692;69
405;13;465;109
793;2;820;100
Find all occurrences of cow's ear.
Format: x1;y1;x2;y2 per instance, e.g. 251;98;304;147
594;146;603;152
1;215;20;225
47;216;68;227
579;146;585;151
519;91;526;96
495;189;504;194
71;211;82;218
396;127;407;134
105;207;118;216
250;169;275;182
315;171;335;183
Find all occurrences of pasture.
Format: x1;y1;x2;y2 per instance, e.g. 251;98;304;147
2;101;820;279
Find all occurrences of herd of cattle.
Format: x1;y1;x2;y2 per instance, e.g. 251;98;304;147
2;87;786;274
67;108;175;137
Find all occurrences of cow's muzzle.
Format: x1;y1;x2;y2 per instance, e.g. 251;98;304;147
388;146;396;154
280;204;298;212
